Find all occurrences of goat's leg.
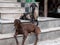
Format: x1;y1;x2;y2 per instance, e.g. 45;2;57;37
34;27;40;45
22;32;28;45
34;34;38;45
14;32;19;45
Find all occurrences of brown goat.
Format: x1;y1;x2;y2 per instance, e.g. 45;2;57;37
14;19;41;45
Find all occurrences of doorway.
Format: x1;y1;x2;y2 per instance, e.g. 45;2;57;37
47;0;59;18
35;0;44;17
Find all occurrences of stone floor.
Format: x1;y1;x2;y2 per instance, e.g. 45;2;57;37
29;38;60;45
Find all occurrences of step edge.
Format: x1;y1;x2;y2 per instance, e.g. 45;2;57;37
0;27;60;40
0;18;59;23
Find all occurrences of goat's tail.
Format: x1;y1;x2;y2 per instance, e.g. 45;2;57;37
30;19;39;26
35;20;39;26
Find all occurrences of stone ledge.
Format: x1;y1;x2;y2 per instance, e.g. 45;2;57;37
0;2;39;3
41;27;60;32
0;2;21;7
1;17;59;23
0;7;25;13
28;38;60;45
0;0;17;2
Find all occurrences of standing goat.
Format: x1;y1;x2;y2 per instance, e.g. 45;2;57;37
14;19;41;45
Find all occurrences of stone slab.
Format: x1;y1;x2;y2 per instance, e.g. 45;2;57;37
0;0;17;2
0;30;60;45
0;2;21;7
0;7;25;13
0;17;60;33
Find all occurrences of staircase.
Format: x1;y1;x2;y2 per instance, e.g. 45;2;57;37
0;0;60;45
0;2;25;19
0;2;39;19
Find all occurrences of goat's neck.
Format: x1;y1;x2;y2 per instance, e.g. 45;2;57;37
17;23;23;29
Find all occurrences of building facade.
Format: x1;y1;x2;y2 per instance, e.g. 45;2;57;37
36;0;60;17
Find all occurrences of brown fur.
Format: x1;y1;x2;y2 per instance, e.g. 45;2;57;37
14;19;41;45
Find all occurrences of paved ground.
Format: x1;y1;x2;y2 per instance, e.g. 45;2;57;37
29;38;60;45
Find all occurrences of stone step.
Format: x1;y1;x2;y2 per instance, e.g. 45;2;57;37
38;17;60;29
0;29;60;45
0;2;21;7
0;8;38;19
0;7;25;13
29;38;60;45
0;17;60;45
1;13;23;19
0;2;39;7
0;2;39;14
0;0;17;2
0;17;60;33
0;7;38;13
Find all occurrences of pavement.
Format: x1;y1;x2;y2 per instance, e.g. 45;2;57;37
29;38;60;45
